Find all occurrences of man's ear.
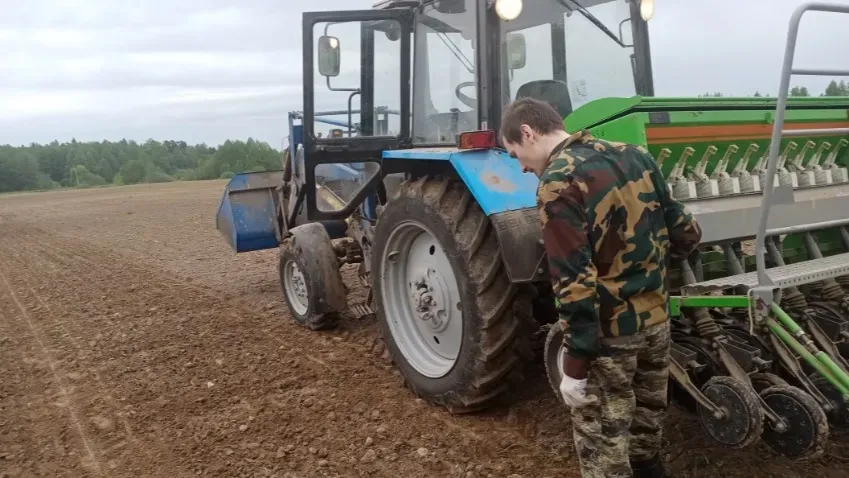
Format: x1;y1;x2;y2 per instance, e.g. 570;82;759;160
520;124;534;142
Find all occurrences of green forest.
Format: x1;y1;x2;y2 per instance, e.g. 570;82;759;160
3;82;849;194
0;138;283;193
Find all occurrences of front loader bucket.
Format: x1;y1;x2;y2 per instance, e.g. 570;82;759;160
216;171;284;253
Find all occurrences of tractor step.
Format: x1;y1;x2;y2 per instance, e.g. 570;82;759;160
350;302;374;319
682;252;849;294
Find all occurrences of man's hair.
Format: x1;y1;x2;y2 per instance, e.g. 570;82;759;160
500;97;565;144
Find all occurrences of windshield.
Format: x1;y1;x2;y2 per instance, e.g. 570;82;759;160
412;2;479;144
500;0;636;116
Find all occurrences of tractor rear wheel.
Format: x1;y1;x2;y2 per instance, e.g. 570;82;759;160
371;176;534;413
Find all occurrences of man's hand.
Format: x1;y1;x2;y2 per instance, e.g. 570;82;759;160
559;375;597;408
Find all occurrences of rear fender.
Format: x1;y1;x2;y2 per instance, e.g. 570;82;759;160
382;148;546;283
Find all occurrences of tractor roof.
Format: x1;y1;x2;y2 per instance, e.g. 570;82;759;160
372;0;424;10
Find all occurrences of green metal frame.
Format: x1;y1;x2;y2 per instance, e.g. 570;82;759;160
670;294;849;400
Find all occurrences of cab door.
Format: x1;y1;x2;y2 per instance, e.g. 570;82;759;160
301;8;413;222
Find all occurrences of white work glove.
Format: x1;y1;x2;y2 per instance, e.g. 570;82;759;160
559;375;597;408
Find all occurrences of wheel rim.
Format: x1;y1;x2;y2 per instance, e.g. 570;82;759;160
283;259;309;316
556;341;567;379
380;220;463;378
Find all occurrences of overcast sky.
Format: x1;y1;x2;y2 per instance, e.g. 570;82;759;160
2;0;848;148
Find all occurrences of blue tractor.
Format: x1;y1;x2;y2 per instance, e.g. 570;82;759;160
217;0;659;413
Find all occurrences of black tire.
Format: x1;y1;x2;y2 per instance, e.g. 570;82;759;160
809;372;849;429
279;223;347;330
371;176;535;413
751;372;788;393
760;384;829;459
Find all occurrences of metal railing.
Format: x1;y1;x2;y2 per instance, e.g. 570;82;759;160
755;2;849;287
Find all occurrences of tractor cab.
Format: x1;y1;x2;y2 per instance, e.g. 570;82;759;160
305;0;655;142
296;0;657;222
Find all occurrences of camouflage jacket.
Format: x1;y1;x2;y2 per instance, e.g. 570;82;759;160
537;131;702;360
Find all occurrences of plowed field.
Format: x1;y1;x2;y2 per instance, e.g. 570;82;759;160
2;180;849;477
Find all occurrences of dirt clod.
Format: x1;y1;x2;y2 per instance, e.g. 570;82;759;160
360;449;377;463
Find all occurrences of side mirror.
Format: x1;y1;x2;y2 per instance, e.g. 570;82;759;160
318;35;340;77
506;33;526;70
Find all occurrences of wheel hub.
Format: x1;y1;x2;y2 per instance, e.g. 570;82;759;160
291;267;307;300
410;269;451;333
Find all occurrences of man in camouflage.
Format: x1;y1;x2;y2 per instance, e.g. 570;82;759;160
500;97;702;478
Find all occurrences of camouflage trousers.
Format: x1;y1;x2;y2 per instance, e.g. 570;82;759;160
570;321;670;478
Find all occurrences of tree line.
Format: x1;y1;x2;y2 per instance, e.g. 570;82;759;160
4;80;849;194
0;138;283;193
702;80;849;98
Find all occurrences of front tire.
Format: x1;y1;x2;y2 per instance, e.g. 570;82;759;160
279;223;347;330
371;177;534;413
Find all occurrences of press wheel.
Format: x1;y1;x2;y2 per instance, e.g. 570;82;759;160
760;384;829;459
751;372;788;393
809;373;849;429
697;375;763;449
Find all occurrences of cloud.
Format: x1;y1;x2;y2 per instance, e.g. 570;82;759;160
1;0;848;148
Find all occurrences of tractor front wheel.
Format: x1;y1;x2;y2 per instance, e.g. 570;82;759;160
279;223;347;330
371;177;534;413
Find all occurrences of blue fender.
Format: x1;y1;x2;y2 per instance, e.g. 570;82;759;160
383;148;546;283
382;148;539;215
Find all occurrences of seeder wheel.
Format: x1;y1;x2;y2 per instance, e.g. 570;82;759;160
760;385;829;459
809;373;849;429
751;372;788;393
697;375;763;449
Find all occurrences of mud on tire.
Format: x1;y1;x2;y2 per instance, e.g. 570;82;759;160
370;176;535;413
279;223;347;330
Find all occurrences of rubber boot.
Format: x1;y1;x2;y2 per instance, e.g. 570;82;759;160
630;454;667;478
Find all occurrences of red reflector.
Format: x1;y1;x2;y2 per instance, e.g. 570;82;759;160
458;130;498;150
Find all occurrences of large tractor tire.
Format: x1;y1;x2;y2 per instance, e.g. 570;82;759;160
279;223;347;330
370;176;535;413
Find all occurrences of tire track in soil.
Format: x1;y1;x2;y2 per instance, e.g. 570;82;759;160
0;220;577;477
0;238;176;477
0;299;93;478
0;266;104;477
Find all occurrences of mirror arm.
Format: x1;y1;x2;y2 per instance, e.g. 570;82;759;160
326;76;359;93
348;91;362;137
618;18;634;48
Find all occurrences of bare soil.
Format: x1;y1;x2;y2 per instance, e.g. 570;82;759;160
1;180;849;477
